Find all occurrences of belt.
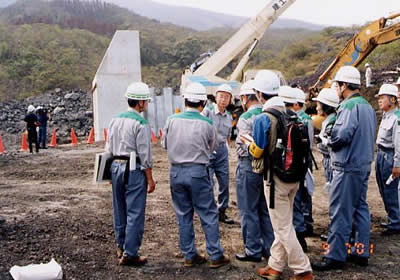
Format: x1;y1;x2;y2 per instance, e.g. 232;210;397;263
378;145;394;152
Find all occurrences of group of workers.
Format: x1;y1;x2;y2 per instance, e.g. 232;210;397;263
105;65;400;280
24;105;49;153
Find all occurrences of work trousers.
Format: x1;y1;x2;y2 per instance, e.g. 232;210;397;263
236;158;274;258
27;128;39;153
376;149;400;230
293;186;313;233
322;155;333;184
38;126;47;148
111;161;147;257
208;144;229;212
326;168;371;261
265;176;312;274
170;163;224;261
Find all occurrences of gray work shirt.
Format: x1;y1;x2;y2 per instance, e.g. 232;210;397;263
376;108;400;167
202;103;232;146
236;104;263;158
317;113;336;156
105;108;153;169
162;108;217;164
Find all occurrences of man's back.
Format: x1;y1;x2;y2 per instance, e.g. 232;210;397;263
330;95;376;171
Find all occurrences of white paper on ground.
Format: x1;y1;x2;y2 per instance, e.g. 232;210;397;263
10;258;63;280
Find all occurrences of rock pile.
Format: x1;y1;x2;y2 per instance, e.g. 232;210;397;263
0;88;93;145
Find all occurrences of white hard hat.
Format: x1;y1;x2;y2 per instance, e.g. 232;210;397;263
183;82;207;101
293;88;306;103
365;63;370;67
239;80;256;96
216;83;233;95
312;88;340;108
263;96;284;111
27;105;35;113
333;66;361;85
395;77;400;85
253;70;280;95
125;82;151;101
278;86;297;104
377;84;399;97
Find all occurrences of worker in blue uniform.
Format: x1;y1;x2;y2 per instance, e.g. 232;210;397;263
375;84;400;235
162;82;230;269
313;66;376;271
202;84;234;224
234;80;274;263
105;82;156;266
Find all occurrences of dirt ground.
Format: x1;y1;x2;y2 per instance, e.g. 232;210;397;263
1;142;400;280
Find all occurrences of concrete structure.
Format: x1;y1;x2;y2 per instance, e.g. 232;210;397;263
92;30;141;141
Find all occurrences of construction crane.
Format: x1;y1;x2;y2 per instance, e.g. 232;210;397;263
180;0;297;96
312;11;400;90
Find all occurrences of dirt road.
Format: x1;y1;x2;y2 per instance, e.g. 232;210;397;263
1;143;399;279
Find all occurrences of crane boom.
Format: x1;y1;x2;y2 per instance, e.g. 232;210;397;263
194;0;297;77
313;11;400;89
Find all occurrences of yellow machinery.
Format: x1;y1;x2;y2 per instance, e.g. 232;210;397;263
312;11;400;90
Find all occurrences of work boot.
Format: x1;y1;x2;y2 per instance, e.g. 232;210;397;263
346;255;368;267
380;222;388;228
289;271;315;280
235;253;262;263
209;255;230;269
256;266;282;280
296;231;308;252
312;257;345;271
119;254;148;266
304;225;314;237
184;254;207;267
219;210;234;224
0;216;5;225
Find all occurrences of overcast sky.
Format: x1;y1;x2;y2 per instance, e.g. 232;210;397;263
153;0;399;26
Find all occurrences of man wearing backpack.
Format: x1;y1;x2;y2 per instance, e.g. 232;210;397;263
313;66;376;271
235;80;274;263
250;79;314;279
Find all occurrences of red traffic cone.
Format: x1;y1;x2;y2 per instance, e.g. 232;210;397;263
151;130;157;143
87;127;95;144
21;132;28;151
103;128;108;142
71;128;78;146
0;135;5;154
49;129;57;147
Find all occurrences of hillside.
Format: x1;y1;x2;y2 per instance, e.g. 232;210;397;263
0;0;399;102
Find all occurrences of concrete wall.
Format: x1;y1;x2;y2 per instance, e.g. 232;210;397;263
145;88;184;136
92;30;141;141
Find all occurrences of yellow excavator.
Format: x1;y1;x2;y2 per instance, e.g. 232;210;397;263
312;11;400;90
311;11;400;129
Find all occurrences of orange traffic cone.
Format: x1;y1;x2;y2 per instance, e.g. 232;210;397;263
103;128;108;142
87;127;95;144
21;132;28;151
49;129;57;147
0;135;5;154
71;128;78;146
151;130;157;143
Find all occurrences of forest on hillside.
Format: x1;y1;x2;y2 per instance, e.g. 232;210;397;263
0;0;399;101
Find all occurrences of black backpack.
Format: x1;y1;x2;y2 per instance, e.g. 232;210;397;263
263;108;311;183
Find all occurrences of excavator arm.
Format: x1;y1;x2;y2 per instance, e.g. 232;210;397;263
313;11;400;89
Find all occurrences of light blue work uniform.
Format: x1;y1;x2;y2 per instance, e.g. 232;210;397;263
105;108;153;257
202;103;233;212
162;108;225;261
235;104;274;258
293;110;314;233
376;108;400;230
326;93;376;262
